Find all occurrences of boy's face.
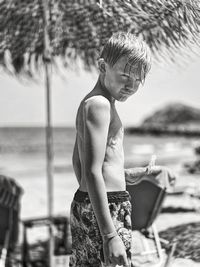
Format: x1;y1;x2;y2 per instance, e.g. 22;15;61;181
103;56;143;102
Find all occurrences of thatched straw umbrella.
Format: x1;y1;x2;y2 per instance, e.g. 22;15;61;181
0;0;200;265
1;0;200;73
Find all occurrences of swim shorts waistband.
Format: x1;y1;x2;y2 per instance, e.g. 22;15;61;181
74;189;130;203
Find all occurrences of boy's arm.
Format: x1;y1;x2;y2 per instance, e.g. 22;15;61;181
84;97;129;266
83;97;116;235
72;137;81;184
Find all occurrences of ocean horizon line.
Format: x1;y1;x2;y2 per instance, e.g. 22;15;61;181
0;125;75;129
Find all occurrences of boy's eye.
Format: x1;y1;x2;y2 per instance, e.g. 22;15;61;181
121;75;130;79
121;75;142;84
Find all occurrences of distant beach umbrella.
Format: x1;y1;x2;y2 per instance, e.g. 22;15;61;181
0;1;200;266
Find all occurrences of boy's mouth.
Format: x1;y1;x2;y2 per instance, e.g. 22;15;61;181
120;89;134;96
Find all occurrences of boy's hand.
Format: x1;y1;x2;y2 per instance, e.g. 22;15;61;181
103;235;129;266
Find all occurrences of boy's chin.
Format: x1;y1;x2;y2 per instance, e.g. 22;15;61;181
118;96;129;102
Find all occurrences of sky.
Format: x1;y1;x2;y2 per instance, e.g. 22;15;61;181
0;47;200;127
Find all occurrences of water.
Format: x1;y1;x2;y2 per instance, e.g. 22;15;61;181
0;127;74;175
0;127;199;219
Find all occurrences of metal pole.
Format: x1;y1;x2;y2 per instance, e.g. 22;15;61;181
42;0;54;266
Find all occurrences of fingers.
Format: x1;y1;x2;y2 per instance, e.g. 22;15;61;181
112;254;129;266
105;254;129;267
104;252;110;266
103;236;129;267
119;254;129;266
104;258;110;266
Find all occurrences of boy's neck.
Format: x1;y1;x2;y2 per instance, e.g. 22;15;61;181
93;76;115;104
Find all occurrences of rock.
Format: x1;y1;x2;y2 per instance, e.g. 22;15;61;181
126;102;200;136
142;102;200;126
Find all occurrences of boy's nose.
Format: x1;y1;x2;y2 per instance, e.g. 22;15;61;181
126;79;134;89
126;80;139;90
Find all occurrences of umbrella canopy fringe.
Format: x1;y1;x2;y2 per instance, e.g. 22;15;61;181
0;0;200;74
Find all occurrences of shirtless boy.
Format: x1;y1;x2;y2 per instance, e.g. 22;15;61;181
69;32;175;267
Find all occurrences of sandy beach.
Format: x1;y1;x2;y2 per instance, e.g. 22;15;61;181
12;158;200;266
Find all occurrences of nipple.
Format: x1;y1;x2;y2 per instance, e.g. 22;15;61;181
110;138;117;146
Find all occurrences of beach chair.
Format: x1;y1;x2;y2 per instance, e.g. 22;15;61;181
0;174;23;267
21;216;72;267
126;176;167;266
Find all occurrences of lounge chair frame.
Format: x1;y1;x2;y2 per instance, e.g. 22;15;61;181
127;178;167;266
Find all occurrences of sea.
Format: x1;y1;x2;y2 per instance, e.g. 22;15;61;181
0;126;199;218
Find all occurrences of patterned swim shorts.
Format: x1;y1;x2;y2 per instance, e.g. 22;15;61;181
69;190;132;267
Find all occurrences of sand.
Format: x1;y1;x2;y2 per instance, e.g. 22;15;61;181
3;151;199;266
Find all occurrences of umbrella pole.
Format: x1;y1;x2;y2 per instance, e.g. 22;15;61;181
42;0;54;266
44;60;54;267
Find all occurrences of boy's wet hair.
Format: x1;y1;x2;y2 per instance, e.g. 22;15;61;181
100;32;151;82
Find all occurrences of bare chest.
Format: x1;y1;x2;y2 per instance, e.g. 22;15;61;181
107;108;124;148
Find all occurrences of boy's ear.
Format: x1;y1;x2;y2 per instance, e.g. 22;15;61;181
98;58;106;73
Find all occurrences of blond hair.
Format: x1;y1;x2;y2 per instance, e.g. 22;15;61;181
100;32;151;81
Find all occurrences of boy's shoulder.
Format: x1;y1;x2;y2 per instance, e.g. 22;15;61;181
83;95;111;111
81;95;111;124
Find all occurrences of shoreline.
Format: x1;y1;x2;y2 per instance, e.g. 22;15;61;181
125;125;200;137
